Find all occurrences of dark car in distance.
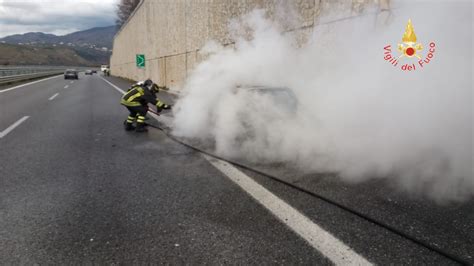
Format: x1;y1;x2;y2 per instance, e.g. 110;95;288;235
64;69;79;80
85;70;93;75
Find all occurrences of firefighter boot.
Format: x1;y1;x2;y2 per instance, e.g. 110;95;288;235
135;115;148;132
124;116;136;131
135;123;148;132
124;122;135;131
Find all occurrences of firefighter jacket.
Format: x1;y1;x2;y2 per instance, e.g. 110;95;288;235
121;85;166;108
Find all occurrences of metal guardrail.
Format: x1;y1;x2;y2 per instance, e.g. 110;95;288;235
0;65;99;86
0;70;65;86
0;66;70;77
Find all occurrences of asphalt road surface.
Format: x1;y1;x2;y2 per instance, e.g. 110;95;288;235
0;73;472;264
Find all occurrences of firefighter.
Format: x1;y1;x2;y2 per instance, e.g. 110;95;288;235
120;79;171;132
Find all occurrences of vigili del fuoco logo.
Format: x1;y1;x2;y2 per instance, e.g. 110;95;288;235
383;19;436;71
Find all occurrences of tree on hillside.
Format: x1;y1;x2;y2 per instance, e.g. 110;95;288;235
116;0;141;28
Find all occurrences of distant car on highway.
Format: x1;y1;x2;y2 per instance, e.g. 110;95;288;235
92;70;97;74
85;70;93;75
64;69;78;80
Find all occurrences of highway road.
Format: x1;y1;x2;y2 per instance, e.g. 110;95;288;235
0;73;472;264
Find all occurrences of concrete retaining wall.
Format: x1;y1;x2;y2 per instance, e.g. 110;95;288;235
110;0;390;89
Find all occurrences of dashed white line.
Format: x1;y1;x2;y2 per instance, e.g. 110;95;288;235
101;77;372;265
70;81;74;84
48;93;59;101
64;85;69;89
0;75;62;94
0;116;30;138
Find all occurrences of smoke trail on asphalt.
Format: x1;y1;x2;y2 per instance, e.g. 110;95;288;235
172;1;473;202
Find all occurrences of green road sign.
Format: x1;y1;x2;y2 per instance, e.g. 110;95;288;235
136;54;145;68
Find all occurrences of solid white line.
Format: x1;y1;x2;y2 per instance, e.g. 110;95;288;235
0;116;30;138
100;76;177;97
0;75;62;94
99;76;125;94
100;77;370;264
203;155;372;266
64;85;69;89
48;93;59;101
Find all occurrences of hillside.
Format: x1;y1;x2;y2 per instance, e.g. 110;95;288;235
0;26;117;49
61;26;117;48
0;32;60;45
0;26;116;66
0;43;106;66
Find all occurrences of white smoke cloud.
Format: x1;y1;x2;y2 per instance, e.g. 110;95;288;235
172;0;473;202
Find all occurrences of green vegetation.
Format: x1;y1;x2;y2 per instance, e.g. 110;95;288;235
0;43;107;66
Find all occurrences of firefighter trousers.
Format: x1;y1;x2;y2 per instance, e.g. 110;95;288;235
125;105;148;125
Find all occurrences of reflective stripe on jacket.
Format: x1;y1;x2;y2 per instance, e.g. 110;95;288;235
121;85;166;107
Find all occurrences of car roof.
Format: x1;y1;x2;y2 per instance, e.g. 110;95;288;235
238;85;292;92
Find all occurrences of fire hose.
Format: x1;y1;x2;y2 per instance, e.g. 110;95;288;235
145;113;470;265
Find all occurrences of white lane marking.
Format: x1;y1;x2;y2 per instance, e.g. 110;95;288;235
204;155;372;265
101;77;372;265
100;76;125;94
101;76;178;100
64;85;69;89
48;93;59;101
70;81;74;84
0;116;30;138
0;75;62;94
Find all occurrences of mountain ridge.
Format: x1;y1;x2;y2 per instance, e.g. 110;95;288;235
0;43;99;66
0;26;117;49
0;26;117;66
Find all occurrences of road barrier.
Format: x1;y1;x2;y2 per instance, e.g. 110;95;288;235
0;65;98;86
0;66;65;77
0;70;65;86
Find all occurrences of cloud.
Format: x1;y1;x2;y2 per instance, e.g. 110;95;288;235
0;0;119;37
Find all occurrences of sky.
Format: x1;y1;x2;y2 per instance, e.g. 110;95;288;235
0;0;119;38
